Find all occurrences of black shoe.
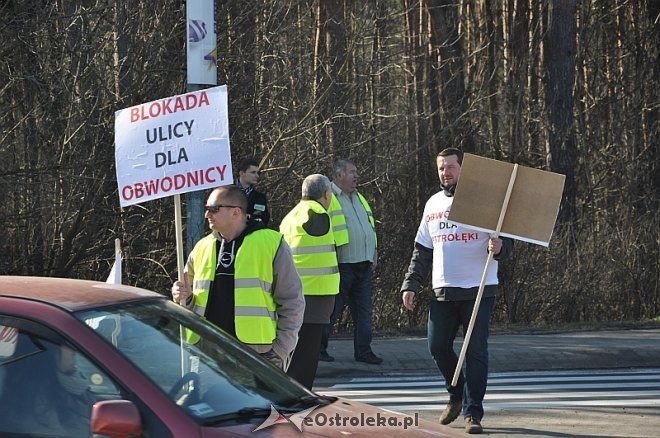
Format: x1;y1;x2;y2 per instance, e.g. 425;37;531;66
355;352;383;365
319;351;335;362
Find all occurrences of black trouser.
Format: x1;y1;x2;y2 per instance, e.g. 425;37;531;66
287;323;324;390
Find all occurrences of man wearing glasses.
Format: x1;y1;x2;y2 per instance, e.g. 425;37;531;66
172;185;304;370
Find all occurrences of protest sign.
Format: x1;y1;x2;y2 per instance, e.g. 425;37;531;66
114;85;232;207
448;154;565;246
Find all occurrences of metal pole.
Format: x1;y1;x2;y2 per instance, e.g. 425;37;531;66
185;0;217;252
180;0;218;380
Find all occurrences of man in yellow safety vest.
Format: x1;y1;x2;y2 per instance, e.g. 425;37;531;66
172;185;304;370
280;174;338;389
320;159;381;365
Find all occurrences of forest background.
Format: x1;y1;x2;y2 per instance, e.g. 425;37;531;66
1;1;657;333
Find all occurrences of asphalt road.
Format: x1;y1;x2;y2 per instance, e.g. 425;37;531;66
314;328;660;437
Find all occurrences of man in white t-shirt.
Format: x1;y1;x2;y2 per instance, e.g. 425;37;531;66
400;148;513;435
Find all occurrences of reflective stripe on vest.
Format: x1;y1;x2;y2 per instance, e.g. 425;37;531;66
280;200;340;296
290;244;336;255
296;266;340;276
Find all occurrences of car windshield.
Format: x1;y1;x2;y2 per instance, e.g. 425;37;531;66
75;299;312;424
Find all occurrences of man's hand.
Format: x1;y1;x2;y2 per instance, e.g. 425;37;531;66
488;237;503;256
172;275;191;304
402;290;415;310
260;349;284;370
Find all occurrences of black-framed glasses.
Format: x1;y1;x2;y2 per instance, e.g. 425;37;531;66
205;204;241;214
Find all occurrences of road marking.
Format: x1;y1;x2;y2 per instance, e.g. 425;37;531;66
315;368;660;411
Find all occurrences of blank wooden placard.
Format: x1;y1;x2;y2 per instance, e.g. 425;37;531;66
448;154;565;246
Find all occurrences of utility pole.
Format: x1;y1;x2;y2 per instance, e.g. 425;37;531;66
185;0;217;252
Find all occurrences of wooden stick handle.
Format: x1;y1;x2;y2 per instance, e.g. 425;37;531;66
451;164;518;387
174;194;185;282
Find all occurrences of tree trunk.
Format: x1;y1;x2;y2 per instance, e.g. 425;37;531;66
543;0;577;224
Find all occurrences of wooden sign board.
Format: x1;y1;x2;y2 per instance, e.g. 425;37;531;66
448;154;565;246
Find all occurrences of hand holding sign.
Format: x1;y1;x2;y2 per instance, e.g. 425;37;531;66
114;85;233;300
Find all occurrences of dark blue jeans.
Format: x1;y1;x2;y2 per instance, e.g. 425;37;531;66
321;262;374;358
428;296;495;420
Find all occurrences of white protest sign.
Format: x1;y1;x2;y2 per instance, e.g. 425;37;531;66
114;85;232;207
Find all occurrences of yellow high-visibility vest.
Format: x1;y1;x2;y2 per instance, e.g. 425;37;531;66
280;200;339;296
327;194;349;246
327;192;378;247
356;192;377;247
189;230;281;344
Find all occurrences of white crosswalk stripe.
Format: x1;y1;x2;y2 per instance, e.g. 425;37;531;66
315;368;660;412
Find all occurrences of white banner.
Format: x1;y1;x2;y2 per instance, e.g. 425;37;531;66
114;85;232;207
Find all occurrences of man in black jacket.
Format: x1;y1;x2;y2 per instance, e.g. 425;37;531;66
234;158;270;226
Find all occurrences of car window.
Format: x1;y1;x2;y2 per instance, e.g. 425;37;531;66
0;318;123;437
78;300;312;424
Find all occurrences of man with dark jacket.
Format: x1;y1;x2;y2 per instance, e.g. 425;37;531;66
235;158;270;226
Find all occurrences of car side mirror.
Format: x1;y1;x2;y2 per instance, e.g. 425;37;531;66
91;400;143;438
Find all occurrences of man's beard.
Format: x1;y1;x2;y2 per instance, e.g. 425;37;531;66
441;182;457;195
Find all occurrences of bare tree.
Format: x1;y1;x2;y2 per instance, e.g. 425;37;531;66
543;0;577;224
0;0;656;328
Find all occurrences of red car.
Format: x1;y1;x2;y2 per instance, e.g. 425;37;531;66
0;276;462;437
